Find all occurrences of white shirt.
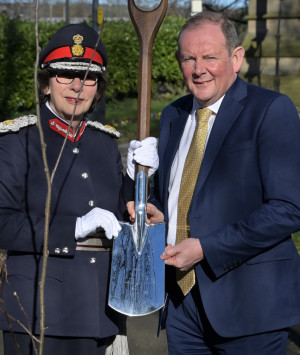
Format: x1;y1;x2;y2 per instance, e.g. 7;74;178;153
167;96;224;245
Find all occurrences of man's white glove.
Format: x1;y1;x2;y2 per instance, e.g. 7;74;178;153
126;137;159;180
75;207;121;240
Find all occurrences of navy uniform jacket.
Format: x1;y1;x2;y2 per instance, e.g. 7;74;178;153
0;104;134;338
150;77;300;337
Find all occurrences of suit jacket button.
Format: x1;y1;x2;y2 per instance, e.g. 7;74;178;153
54;248;61;254
62;247;69;254
90;257;96;263
73;148;79;154
81;172;88;179
89;200;95;207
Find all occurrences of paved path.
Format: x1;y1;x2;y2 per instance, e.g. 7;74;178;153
127;313;300;354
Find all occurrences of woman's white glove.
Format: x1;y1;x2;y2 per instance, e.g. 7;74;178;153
126;137;159;180
75;207;121;240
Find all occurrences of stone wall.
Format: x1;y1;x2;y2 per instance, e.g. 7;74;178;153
240;0;300;77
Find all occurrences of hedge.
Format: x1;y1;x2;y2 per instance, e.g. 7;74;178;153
0;14;186;121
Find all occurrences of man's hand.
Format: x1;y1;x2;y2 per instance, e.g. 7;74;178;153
127;201;164;224
160;238;204;271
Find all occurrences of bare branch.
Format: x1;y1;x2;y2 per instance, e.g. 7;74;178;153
33;0;52;353
0;276;39;354
13;292;40;354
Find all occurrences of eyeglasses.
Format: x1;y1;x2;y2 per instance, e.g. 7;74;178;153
55;72;98;86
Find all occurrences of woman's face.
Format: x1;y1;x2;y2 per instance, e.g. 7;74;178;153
44;72;98;126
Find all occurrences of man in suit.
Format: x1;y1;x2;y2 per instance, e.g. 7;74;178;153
129;10;300;354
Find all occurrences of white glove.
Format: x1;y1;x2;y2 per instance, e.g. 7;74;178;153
126;137;159;180
75;207;121;240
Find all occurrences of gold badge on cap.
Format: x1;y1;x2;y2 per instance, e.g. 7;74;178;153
71;34;84;57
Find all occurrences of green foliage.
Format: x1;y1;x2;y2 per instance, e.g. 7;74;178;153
0;15;62;120
2;14;297;121
102;15;185;100
152;16;186;87
102;20;139;99
0;15;32;119
0;14;186;120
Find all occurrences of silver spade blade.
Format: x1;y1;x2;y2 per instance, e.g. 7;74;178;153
108;171;165;316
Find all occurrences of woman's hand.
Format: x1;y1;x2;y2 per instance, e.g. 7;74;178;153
75;207;121;240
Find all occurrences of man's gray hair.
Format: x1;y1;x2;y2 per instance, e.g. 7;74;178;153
178;10;240;55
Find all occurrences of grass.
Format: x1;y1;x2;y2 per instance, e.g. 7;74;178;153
293;231;300;255
12;73;295;143
106;75;300;142
106;93;180;143
239;74;300;109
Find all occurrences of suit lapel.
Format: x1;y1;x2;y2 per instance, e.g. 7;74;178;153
162;103;192;203
192;78;247;199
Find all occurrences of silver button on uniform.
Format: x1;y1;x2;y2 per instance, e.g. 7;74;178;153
90;257;96;263
82;172;88;179
73;148;79;154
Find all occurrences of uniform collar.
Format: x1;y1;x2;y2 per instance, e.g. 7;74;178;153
46;101;87;142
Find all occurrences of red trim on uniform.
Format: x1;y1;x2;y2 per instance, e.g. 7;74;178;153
76;121;86;142
49;119;86;142
43;46;103;65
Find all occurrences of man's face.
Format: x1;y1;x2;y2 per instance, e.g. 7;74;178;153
176;23;244;107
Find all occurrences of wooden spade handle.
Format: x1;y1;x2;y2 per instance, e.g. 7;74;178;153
128;0;168;173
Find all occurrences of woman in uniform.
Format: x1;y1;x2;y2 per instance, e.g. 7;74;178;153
0;23;158;355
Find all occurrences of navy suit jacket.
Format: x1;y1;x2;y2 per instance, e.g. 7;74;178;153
150;77;300;337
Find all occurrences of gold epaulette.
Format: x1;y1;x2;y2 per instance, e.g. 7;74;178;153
86;120;120;138
0;115;37;133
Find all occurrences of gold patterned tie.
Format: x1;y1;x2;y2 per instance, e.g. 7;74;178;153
176;108;212;296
